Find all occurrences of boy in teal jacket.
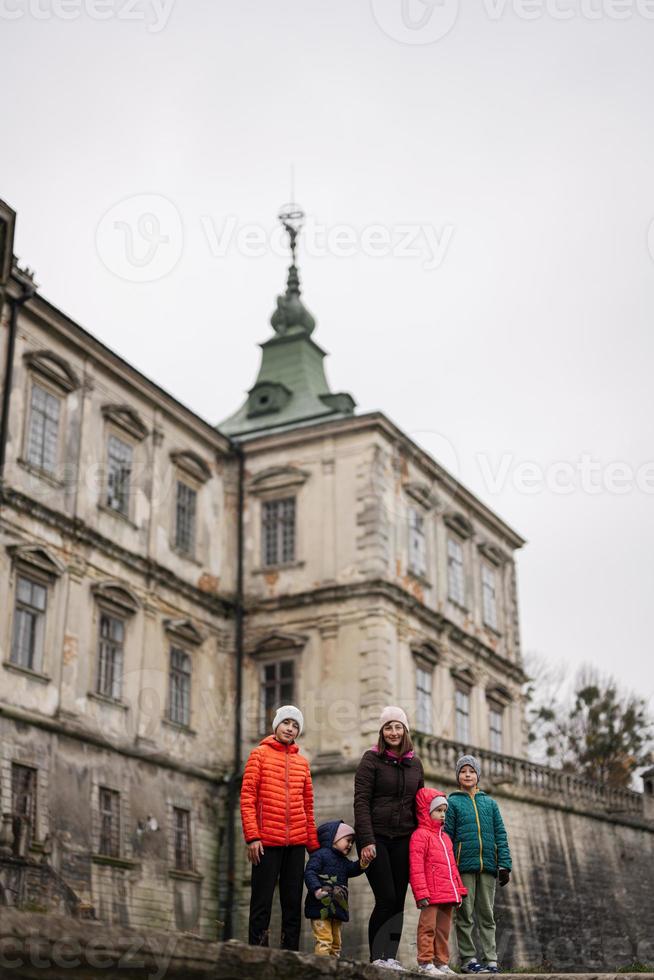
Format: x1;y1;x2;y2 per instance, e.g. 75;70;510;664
444;755;511;974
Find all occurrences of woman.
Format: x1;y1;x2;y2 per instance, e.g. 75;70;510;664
354;706;425;971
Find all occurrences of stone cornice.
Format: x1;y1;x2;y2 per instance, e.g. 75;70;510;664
0;701;229;784
248;578;527;684
0;485;235;619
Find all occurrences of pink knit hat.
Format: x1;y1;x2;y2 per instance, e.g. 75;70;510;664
379;705;410;732
333;822;355;844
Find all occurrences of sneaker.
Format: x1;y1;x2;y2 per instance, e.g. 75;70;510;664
437;966;457;975
372;960;407;972
417;966;441;976
482;967;501;974
461;960;483;974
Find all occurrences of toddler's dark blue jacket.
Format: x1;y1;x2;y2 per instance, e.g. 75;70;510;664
304;820;366;922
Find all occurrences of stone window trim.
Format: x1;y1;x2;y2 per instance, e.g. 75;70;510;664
248;630;308;658
23;349;80;394
477;540;509;567
450;664;476;691
411;640;441;668
91;580;140;617
7;544;65;580
404;481;437;511
101;404;148;442
486;683;513;708
443;511;475;540
2;660;51;684
247;464;310;496
163;618;204;647
169;449;212;484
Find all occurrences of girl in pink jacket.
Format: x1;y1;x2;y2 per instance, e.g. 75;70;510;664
410;787;467;976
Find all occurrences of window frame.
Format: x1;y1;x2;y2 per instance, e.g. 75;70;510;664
98;786;121;858
455;686;471;744
168;645;192;728
104;430;135;519
24;379;63;476
96;609;126;702
261;496;296;568
10;572;48;673
173;477;198;559
447;535;466;606
488;702;504;754
408;506;428;579
259;657;296;735
415;660;434;734
481;561;499;631
11;762;38;847
172;806;193;871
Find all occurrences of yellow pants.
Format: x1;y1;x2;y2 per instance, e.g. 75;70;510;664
311;918;342;957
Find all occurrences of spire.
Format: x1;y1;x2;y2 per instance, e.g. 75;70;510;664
270;203;316;336
219;201;356;439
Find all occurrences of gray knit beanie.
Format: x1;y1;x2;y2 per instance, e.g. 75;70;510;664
456;754;481;781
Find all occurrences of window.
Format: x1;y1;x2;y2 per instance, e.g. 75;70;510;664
11;763;37;845
173;807;192;870
489;705;504;754
447;537;465;605
482;563;498;630
97;612;124;700
98;787;121;857
416;663;433;734
455;687;471;743
262;498;296;567
11;575;47;671
168;647;191;727
175;481;197;556
106;434;133;516
260;660;295;733
26;383;60;473
409;508;427;578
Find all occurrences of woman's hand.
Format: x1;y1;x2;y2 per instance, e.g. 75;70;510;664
360;844;377;865
314;888;329;899
247;841;264;865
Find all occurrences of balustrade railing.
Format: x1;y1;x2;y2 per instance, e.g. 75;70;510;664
412;732;644;817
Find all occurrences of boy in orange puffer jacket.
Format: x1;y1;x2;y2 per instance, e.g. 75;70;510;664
240;704;320;950
410;787;467;976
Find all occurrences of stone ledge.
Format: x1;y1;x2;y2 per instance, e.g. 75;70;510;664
1;913;653;979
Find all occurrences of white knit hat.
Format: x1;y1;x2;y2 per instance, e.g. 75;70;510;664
379;705;410;732
272;705;304;736
429;795;448;813
333;822;355;844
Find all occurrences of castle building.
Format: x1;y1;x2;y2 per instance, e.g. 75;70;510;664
2;199;650;966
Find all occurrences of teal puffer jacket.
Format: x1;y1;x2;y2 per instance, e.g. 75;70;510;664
444;790;512;877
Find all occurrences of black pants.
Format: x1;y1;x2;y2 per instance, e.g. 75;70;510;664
248;845;305;950
365;834;411;961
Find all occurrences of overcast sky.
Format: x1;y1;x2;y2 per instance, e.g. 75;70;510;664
3;0;653;713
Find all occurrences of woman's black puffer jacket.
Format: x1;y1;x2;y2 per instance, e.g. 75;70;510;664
354;748;424;847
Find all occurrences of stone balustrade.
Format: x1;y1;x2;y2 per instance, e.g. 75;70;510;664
413;733;645;818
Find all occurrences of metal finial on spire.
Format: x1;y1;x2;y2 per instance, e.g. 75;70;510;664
277;201;304;266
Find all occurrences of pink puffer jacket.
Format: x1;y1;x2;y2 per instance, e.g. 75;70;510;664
410;787;468;906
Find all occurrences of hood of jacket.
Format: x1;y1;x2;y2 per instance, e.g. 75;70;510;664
259;734;299;754
316;820;344;849
415;786;448;831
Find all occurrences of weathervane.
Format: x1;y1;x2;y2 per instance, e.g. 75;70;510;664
277;201;304;265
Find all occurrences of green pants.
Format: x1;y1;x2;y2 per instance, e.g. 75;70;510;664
456;871;497;963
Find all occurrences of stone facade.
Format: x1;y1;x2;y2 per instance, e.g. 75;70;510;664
1;200;653;969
